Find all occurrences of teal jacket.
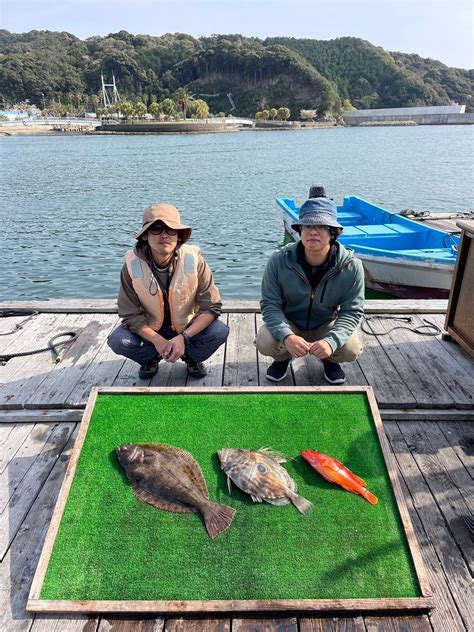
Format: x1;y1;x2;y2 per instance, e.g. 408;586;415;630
260;242;364;352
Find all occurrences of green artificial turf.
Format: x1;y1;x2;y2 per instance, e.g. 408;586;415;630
40;392;421;602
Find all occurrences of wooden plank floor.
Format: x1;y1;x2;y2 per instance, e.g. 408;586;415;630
0;301;472;420
0;300;473;631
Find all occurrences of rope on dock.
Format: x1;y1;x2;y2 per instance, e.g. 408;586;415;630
361;315;441;336
0;331;79;365
0;311;38;335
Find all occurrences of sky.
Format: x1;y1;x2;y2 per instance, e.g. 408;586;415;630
1;0;473;69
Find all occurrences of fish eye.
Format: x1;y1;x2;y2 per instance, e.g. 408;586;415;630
257;463;267;474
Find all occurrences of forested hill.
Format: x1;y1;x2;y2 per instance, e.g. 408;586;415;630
1;30;472;116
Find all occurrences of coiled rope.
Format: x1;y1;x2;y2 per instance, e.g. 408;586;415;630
0;311;79;365
361;315;441;337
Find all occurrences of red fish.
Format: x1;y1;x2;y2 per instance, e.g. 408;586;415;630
301;449;378;505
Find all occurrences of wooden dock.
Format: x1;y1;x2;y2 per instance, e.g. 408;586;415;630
0;299;472;631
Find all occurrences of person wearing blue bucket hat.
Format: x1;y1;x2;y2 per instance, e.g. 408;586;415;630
256;196;364;384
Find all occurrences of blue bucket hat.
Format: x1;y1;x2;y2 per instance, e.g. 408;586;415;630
291;197;343;230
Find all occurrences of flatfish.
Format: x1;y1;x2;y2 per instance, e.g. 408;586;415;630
116;443;235;539
218;448;313;515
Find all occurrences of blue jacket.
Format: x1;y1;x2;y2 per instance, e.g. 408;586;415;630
260;242;364;352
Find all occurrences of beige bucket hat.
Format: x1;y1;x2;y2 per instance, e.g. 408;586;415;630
135;203;192;243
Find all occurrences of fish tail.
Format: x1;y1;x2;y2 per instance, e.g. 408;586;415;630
291;493;314;515
203;502;236;539
360;488;379;505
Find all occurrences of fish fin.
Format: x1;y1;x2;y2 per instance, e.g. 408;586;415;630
251;495;263;503
351;473;368;487
202;502;235;539
291;493;314;515
257;448;287;464
360;488;379;505
227;475;232;495
138;443;209;499
131;484;196;513
265;497;290;506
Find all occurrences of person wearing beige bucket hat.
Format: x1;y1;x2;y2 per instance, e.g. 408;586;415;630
107;203;229;379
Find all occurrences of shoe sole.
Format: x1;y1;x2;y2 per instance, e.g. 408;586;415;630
266;367;289;382
323;373;346;385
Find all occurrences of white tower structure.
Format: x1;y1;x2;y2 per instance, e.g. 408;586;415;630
101;74;120;109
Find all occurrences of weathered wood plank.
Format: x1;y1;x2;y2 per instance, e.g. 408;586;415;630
381;410;474;421
0;423;56;513
223;313;258;386
65;315;125;407
357;324;416;407
232;619;297;632
0;409;84;423
0;312;70;359
164;619;229;632
364;615;432;631
97;617;164;631
292;352;367;388
0;422;76;560
25;314;118;409
255;314;295;387
0;423;33;474
300;617;365;631
429;314;474;373
437;421;474;478
0;426;78;632
112;357;147;387
31;614;99;631
385;422;473;631
0;422;14;443
397;421;474;575
360;317;456;408
0;313;82;409
0;299;450;314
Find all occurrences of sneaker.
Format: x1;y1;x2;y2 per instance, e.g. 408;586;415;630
322;360;346;384
186;361;208;379
266;359;290;382
138;359;160;380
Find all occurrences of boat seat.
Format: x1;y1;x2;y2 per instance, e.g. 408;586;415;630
386;223;419;234
355;224;399;236
338;211;365;224
341;226;368;237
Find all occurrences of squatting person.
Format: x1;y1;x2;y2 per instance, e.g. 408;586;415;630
256;197;364;384
108;203;229;379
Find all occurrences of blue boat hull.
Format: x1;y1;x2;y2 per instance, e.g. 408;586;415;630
277;195;460;299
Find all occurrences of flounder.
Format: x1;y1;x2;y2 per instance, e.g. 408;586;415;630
218;447;313;515
116;443;235;539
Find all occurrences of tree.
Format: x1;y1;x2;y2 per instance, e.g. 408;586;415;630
160;97;176;119
148;101;161;118
269;107;278;120
261;109;269;120
277;107;290;120
119;100;134;119
174;87;193;119
135;101;147;118
192;99;209;119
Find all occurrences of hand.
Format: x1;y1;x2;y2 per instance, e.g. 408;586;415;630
309;339;333;360
153;335;172;360
284;335;311;358
162;335;186;363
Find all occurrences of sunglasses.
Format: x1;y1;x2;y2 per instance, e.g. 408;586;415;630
148;223;179;236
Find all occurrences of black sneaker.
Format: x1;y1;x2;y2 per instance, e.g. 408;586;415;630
266;359;290;382
186;361;208;379
322;360;346;384
138;359;160;380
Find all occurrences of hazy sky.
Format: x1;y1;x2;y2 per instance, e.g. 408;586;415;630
2;0;473;69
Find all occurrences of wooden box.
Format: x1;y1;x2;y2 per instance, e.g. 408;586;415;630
445;220;474;357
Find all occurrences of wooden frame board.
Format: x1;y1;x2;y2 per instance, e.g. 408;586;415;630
27;385;432;614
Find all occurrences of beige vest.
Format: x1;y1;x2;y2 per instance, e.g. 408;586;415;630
125;245;200;333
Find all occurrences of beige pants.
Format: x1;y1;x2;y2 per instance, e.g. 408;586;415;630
256;321;363;363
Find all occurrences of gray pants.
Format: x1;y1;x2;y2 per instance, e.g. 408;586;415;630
256;321;363;363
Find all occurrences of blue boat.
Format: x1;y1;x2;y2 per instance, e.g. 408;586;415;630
277;195;460;299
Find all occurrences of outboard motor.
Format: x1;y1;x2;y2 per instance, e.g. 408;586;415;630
309;184;327;198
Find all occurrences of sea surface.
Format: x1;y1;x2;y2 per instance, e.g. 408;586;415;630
1;125;473;300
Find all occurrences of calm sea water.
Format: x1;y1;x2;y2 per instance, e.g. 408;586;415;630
1;126;473;300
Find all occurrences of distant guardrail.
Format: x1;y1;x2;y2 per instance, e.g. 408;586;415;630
0;118;101;127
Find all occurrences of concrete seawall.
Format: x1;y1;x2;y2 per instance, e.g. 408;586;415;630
343;112;474;126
